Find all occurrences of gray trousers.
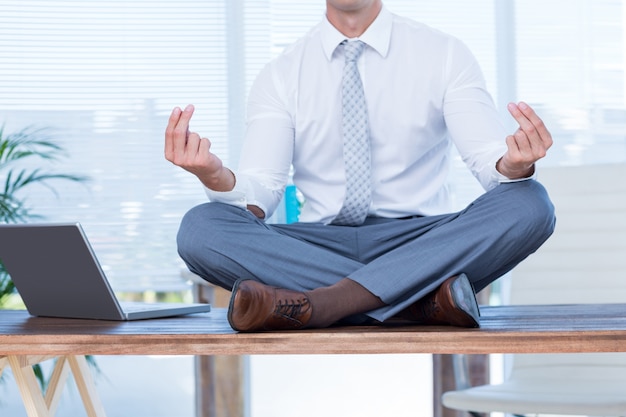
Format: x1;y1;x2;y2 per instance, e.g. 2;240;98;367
177;180;555;322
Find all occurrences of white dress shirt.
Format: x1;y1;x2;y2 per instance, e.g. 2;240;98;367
206;6;512;224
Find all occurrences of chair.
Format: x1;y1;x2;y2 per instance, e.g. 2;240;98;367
442;163;626;416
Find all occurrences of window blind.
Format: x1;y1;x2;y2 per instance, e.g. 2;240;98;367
0;0;229;292
1;0;624;293
515;0;626;166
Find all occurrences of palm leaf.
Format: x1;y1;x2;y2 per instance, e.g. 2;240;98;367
0;126;66;167
3;169;88;197
0;124;89;224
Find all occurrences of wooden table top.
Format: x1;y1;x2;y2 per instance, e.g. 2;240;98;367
1;303;625;356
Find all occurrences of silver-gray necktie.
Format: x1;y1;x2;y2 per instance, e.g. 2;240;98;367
332;40;371;226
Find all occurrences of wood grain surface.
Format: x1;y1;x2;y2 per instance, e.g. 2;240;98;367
1;304;625;356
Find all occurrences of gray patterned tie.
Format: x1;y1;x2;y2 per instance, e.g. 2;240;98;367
332;40;371;226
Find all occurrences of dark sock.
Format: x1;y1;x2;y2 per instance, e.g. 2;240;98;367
305;278;386;328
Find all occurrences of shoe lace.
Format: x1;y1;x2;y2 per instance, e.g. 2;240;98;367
273;298;310;324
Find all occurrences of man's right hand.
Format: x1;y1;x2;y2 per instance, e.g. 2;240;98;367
164;104;235;192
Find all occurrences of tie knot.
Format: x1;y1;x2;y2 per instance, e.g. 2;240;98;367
344;40;365;63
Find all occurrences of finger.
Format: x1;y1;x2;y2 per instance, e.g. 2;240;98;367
518;101;553;150
197;137;213;165
175;104;195;133
507;127;546;168
508;102;553;150
505;134;521;160
164;107;182;160
508;104;545;158
186;132;202;155
172;105;195;156
500;134;536;178
507;103;535;137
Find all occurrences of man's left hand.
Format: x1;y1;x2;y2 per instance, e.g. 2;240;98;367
497;101;553;179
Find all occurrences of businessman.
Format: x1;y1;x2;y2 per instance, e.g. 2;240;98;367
165;0;555;332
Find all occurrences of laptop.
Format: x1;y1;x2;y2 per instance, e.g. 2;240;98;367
0;222;211;320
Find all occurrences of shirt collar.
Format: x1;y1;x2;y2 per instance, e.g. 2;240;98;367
320;5;392;61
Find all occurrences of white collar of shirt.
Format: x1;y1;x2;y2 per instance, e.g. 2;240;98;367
320;5;392;60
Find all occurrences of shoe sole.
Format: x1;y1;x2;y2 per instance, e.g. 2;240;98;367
449;273;481;328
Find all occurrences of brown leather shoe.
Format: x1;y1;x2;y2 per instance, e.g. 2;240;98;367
227;280;313;332
397;274;480;328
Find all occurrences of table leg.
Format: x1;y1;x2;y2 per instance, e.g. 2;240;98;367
67;355;107;417
7;355;107;417
45;356;71;416
0;355;7;379
8;355;51;417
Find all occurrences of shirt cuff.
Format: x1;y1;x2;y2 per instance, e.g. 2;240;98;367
493;166;537;183
204;174;248;209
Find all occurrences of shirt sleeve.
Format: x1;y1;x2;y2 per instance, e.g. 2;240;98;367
442;37;530;190
205;61;295;219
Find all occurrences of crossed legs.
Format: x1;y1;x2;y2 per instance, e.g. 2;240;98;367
177;180;555;331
